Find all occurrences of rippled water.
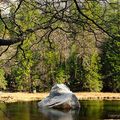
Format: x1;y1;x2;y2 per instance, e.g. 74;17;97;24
0;100;120;120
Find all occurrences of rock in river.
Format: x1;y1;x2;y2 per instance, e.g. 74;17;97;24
38;84;80;109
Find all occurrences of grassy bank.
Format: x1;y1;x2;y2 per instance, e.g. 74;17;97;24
0;92;120;103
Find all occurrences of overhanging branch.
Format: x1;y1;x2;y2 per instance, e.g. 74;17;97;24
73;0;115;39
0;37;23;46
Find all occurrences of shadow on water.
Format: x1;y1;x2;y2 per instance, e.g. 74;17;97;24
0;101;120;120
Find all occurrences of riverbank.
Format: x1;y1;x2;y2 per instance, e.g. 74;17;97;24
0;92;120;103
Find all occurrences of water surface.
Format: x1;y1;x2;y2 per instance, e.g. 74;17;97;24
0;100;120;120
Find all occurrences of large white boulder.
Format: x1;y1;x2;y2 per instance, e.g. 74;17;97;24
38;84;80;109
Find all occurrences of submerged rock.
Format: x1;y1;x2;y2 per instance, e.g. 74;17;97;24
38;84;80;109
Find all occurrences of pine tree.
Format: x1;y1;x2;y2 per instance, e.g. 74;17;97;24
83;53;102;92
101;39;120;92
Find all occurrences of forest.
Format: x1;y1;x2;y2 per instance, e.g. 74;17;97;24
0;0;119;92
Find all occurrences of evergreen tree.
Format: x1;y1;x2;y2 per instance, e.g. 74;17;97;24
101;39;120;92
66;45;85;91
101;0;120;92
10;2;39;92
83;53;102;92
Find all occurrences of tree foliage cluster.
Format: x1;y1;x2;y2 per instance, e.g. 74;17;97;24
0;0;119;92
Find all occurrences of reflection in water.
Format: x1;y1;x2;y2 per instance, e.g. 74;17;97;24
80;100;104;120
39;108;80;120
0;103;8;120
0;103;13;120
0;101;120;120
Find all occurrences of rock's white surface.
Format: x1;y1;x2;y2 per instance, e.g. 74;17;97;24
38;84;80;109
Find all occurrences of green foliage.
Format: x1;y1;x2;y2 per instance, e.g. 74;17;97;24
83;54;102;92
66;45;85;91
101;38;120;92
10;1;40;32
0;69;7;90
55;67;69;84
45;51;59;66
100;0;120;92
66;45;102;92
9;1;41;92
0;20;4;32
11;41;34;91
0;0;120;92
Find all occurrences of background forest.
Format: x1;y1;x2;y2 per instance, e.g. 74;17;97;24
0;0;120;92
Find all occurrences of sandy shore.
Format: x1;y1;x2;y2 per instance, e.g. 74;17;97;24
0;92;120;103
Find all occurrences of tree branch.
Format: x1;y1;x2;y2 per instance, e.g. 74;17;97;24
73;0;115;39
0;37;23;46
